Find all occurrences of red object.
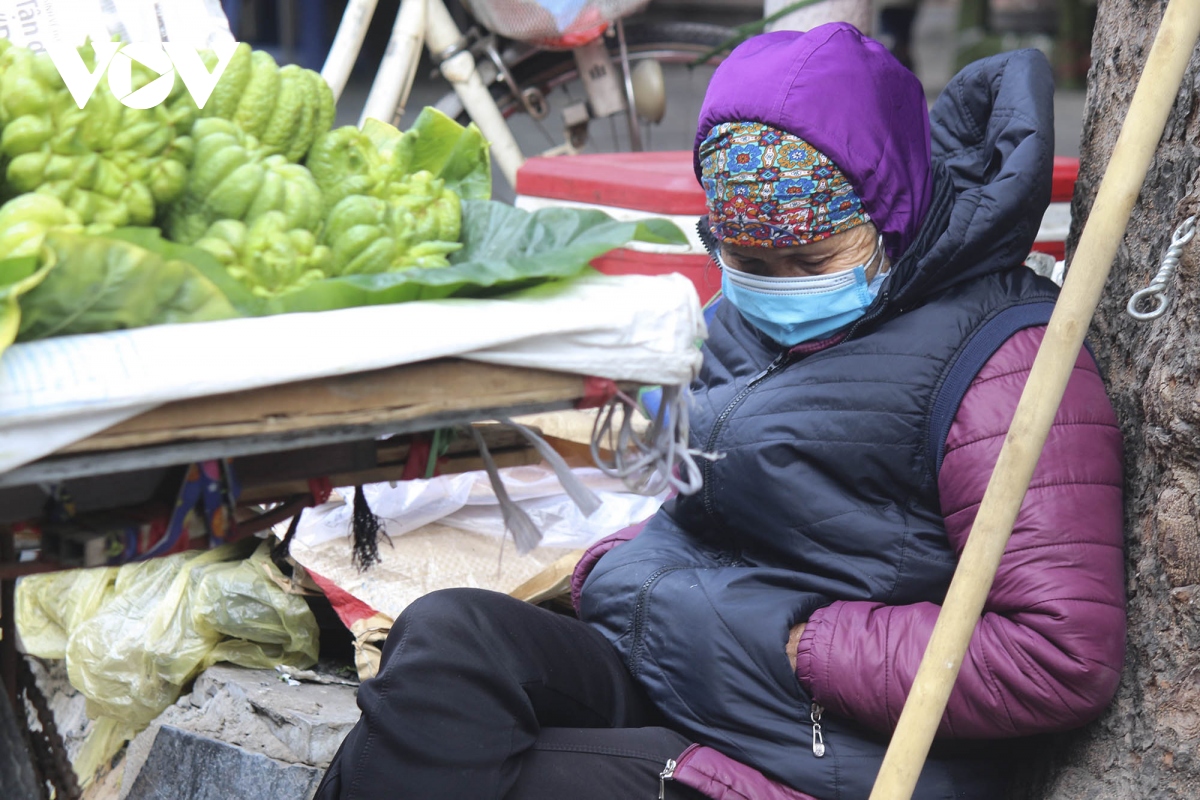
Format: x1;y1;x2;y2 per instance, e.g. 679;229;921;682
517;152;707;215
1028;156;1079;262
537;21;608;50
308;477;333;506
1050;155;1079;201
590;248;718;303
577;376;620;409
402;435;433;481
519;153;1079;218
1030;241;1065;261
307;569;379;628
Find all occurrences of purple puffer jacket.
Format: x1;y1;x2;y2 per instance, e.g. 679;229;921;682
571;324;1125;797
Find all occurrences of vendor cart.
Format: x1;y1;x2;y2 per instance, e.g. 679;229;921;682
0;272;704;796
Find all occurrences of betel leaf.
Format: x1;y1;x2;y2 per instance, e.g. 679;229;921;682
251;200;688;314
404;108;492;201
15;231;240;342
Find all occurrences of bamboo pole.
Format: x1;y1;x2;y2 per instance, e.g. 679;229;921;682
869;2;1200;798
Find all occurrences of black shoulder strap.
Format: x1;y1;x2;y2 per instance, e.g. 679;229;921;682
928;301;1056;477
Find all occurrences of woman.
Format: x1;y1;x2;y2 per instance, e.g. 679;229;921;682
317;23;1125;800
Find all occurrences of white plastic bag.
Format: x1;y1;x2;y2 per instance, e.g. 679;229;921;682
293;465;666;552
286;465;666;620
0;0;233;50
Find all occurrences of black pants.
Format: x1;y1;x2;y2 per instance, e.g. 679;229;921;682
316;588;705;800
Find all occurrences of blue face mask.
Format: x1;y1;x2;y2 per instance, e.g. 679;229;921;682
718;235;888;346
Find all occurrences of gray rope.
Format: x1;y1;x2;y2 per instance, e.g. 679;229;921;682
590;385;718;497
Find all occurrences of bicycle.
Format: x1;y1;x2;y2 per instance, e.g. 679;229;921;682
320;0;734;189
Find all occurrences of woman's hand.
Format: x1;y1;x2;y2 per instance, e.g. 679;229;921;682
787;622;807;672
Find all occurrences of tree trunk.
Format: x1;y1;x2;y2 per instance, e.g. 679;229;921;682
1012;1;1200;796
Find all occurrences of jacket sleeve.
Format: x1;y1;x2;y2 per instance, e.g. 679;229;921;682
793;326;1126;738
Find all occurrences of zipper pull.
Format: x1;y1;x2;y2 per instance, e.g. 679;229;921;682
811;703;826;758
658;758;677;799
751;352;790;385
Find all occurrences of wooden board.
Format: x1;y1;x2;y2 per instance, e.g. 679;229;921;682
508;548;588;605
62;359;596;454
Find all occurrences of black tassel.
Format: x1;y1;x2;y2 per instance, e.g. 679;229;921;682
352;486;390;572
271;510;303;578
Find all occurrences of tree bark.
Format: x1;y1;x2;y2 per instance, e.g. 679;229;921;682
1011;1;1200;796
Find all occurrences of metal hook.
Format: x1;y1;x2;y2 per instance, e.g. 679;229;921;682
1127;216;1196;321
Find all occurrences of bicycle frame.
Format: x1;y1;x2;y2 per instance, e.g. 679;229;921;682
321;0;526;188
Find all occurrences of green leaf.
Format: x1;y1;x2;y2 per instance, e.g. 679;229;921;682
2;202;687;348
0;251;55;357
15;231;240;341
253;200;659;314
107;227;267;317
406;108;492;201
633;217;689;246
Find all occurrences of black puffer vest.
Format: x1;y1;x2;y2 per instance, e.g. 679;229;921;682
580;48;1063;800
580;266;1058;799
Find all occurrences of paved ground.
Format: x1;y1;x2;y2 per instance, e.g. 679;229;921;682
334;2;1086;200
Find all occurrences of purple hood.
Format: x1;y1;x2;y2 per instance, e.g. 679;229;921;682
694;23;932;259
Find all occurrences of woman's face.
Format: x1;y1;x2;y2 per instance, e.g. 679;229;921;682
719;222;886;280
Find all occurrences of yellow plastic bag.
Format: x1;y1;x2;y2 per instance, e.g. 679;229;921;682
193;542;320;671
16;539;319;781
15;565;117;659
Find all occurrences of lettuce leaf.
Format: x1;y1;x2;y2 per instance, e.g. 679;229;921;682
15;231;239;341
107;227;268;316
0;251;55;356
252;200;688;314
403;108;492;201
4;201;687;350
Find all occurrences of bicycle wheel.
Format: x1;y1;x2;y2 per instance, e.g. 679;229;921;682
433;21;734;156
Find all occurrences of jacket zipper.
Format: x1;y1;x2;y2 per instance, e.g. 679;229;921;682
843;289;892;342
628;565;691;677
658;757;677;799
810;702;827;757
701;351;791;524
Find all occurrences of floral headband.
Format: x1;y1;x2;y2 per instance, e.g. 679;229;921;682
698;121;871;248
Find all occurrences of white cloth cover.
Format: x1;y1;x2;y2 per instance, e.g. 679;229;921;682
0;274;705;476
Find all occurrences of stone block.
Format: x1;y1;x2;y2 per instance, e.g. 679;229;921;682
124;725;323;800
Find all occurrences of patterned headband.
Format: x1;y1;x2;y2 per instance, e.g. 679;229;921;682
699;121;870;248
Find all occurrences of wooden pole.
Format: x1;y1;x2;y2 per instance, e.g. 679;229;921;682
869;2;1200;798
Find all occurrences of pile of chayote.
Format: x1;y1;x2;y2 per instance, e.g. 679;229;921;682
0;38;477;302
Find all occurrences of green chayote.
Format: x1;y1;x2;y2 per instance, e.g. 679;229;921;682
307;112;475;275
0;42;193;227
199;44;335;163
164;118;323;245
195;212;332;297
